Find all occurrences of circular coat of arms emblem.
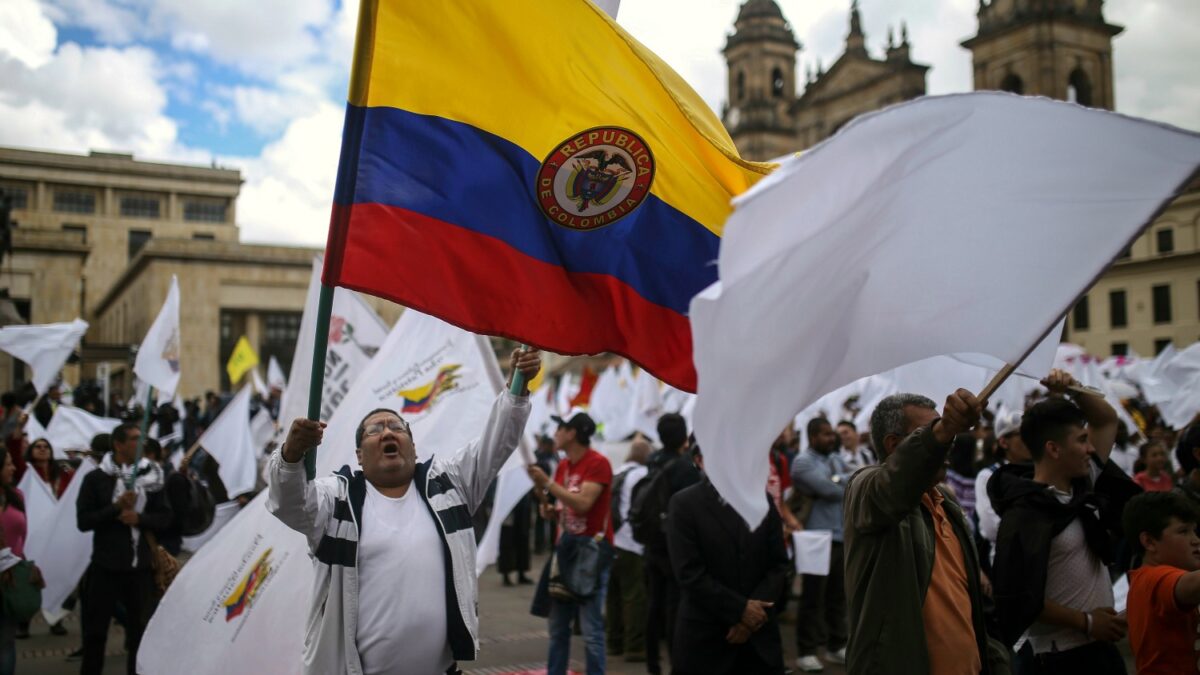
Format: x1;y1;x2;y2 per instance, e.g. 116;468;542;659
536;126;656;231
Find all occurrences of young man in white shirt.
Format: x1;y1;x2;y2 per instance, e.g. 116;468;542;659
269;349;540;675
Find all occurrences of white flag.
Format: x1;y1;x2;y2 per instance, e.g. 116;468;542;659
1152;343;1200;429
25;457;97;614
182;501;241;554
251;368;268;397
625;370;663;444
45;406;121;459
0;319;88;396
139;310;519;675
250;407;276;452
277;258;388;428
267;357;287;390
198;386;258;499
133;276;181;397
691;93;1200;526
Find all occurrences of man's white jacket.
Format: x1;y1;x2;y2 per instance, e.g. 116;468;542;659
267;392;530;675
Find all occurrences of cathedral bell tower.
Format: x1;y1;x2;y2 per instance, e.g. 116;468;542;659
722;0;800;161
961;0;1122;109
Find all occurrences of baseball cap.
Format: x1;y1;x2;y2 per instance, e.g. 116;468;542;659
994;411;1023;439
551;409;597;439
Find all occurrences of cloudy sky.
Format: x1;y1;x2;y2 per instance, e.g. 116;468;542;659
1;0;1196;246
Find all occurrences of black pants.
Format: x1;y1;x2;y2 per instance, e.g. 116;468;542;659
795;541;847;656
645;557;679;674
80;564;156;675
1031;640;1125;675
499;495;532;575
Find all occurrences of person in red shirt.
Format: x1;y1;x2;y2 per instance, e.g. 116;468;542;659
1124;490;1200;674
1133;442;1175;493
527;410;612;675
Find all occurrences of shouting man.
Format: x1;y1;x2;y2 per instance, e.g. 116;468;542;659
269;349;541;675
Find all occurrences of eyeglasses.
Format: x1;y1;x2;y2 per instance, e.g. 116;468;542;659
362;420;410;438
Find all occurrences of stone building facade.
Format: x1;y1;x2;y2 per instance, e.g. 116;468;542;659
0;147;401;399
724;0;1199;357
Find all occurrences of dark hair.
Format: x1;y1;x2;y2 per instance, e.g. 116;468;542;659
689;433;702;458
657;413;688;453
111;422;140;444
0;393;13;409
1123;491;1200;556
1178;425;1200;474
1139;441;1166;461
1;453;22;512
806;417;832;439
90;433;111;456
869;393;937;456
142;438;163;462
24;437;62;484
837;420;856;431
355;408;409;448
1020;398;1088;462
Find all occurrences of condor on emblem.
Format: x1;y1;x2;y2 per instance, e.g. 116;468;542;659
536;126;656;231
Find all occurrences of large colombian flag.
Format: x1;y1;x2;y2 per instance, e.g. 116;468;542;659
322;0;772;391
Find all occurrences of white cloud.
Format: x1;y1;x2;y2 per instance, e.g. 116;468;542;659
230;101;344;246
0;0;57;69
0;42;192;158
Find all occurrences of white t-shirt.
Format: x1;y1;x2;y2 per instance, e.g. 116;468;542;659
613;462;649;555
356;481;453;675
1025;461;1113;655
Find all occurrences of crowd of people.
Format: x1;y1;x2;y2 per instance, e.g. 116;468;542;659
485;367;1199;675
0;378;283;675
0;350;1196;675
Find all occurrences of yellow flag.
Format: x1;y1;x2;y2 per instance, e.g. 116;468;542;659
226;337;259;385
527;365;546;393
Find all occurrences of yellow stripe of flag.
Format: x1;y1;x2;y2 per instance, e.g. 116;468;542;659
347;0;774;237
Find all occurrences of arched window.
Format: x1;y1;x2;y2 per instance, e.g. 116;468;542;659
1067;68;1093;106
1000;73;1024;95
736;71;746;102
771;67;785;98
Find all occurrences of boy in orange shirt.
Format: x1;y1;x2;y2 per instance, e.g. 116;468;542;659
1124;491;1200;674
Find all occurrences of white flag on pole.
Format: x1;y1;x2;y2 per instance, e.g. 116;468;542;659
198;386;258;499
0;319;88;396
139;310;522;675
251;368;268;397
45;406;121;459
277;258;388;429
133;275;182;398
25;457;97;615
691;93;1200;526
267;357;287;390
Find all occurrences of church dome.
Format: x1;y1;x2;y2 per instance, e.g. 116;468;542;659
737;0;785;23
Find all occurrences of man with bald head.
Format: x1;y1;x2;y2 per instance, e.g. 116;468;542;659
268;349;541;675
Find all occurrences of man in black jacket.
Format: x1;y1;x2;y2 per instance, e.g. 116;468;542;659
641;413;700;674
989;369;1141;674
666;443;788;675
76;422;172;675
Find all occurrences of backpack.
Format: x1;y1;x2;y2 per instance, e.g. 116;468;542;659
174;472;217;536
628;463;673;551
609;465;639;532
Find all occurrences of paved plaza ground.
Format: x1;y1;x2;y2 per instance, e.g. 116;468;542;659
17;551;1139;674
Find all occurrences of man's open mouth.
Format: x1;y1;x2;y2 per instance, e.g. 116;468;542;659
382;442;401;457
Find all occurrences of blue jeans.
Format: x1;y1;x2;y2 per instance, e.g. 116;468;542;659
547;566;610;675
